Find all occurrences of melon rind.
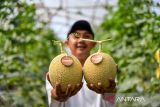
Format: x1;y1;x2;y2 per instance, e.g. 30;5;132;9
83;52;117;88
48;53;83;92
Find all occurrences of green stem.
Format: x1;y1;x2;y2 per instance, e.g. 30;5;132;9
98;41;102;52
80;38;112;53
60;43;64;53
52;40;65;54
80;38;97;43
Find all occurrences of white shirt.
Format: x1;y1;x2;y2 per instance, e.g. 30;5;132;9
46;77;115;107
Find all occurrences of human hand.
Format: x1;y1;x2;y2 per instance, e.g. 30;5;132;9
47;73;83;102
86;64;119;94
87;78;116;94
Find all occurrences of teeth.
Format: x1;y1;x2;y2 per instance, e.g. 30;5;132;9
78;46;85;48
77;45;86;48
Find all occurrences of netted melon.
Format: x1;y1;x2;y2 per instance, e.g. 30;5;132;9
81;38;117;88
48;41;82;92
155;49;160;79
156;67;160;79
155;49;160;64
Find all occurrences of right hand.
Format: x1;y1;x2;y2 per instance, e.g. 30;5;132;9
47;73;83;102
87;78;116;94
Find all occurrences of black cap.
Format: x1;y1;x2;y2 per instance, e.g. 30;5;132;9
67;20;94;38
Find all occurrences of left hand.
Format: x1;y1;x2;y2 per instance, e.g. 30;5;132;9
46;73;83;102
87;78;116;94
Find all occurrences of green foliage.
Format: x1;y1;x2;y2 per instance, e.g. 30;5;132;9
98;0;160;106
0;0;58;106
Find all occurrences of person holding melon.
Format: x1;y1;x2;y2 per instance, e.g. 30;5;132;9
46;20;117;107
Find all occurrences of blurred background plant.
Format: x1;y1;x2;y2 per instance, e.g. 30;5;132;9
0;0;58;106
96;0;160;106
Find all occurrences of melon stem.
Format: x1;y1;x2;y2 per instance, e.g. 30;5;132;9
52;40;65;54
98;39;111;52
98;41;102;52
80;38;111;53
59;43;65;54
155;49;160;67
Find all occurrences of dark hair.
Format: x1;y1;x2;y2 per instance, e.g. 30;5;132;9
67;20;94;38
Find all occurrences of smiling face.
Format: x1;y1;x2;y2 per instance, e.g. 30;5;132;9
65;30;96;64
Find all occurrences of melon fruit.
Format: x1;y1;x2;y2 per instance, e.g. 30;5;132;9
155;49;160;79
156;67;160;79
155;49;160;64
48;41;82;92
81;38;117;88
